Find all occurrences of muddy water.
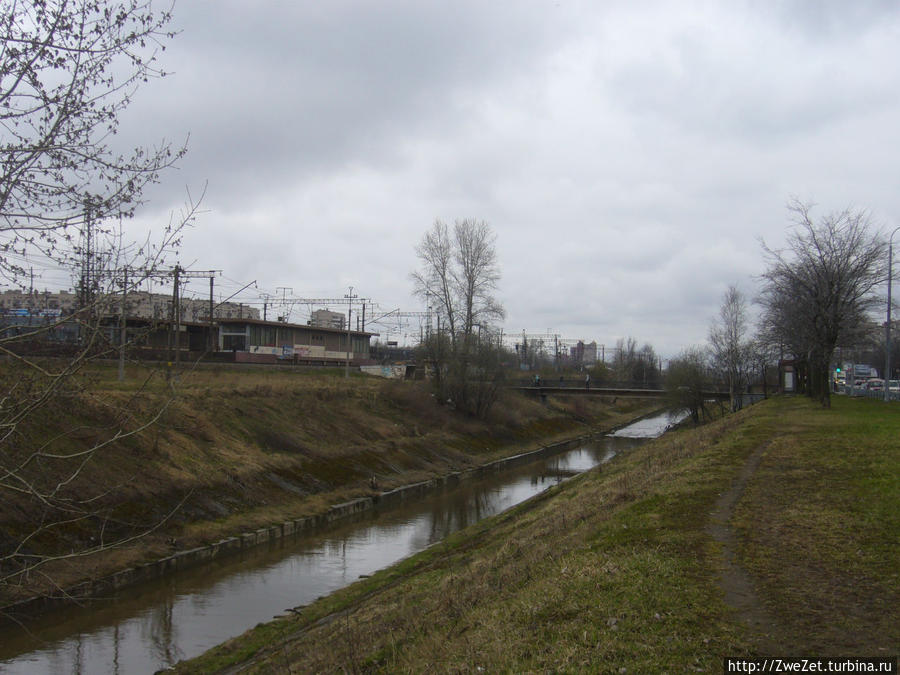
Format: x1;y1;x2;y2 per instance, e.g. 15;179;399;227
0;410;682;674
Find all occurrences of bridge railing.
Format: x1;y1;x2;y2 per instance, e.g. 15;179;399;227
516;378;664;390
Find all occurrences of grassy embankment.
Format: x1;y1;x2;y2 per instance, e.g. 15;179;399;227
1;361;656;605
176;395;899;673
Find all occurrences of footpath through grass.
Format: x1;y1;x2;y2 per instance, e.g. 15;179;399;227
176;396;899;673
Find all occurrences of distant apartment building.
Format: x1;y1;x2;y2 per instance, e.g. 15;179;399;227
123;291;259;321
0;289;78;315
582;340;598;365
0;289;258;321
569;340;598;365
0;289;376;365
309;309;345;330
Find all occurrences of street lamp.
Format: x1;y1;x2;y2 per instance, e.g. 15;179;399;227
885;226;900;401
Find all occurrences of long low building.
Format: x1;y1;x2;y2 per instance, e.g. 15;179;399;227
217;318;375;365
2;312;376;366
118;316;376;366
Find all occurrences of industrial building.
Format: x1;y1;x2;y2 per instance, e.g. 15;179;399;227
218;317;374;365
1;290;374;367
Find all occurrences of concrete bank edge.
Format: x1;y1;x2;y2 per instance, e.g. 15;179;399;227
3;431;600;621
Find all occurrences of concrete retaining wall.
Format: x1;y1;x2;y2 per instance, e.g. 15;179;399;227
3;432;595;621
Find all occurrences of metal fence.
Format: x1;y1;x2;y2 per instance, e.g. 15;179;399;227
739;393;768;407
843;386;900;401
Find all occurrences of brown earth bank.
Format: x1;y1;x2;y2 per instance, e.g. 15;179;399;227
0;363;658;609
173;396;899;674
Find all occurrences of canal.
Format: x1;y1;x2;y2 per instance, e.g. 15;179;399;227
0;410;682;674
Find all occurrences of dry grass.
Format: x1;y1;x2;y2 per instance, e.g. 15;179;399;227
177;396;899;673
1;362;657;605
179;403;762;673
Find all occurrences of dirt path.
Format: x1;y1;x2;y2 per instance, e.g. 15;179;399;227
706;442;779;652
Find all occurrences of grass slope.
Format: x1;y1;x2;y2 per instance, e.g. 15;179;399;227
176;395;898;673
1;362;654;605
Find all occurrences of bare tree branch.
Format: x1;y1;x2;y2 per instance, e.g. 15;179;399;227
758;200;885;406
708;285;753;411
0;1;201;601
411;219;505;417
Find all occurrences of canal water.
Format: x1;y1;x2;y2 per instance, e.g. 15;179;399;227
0;410;682;674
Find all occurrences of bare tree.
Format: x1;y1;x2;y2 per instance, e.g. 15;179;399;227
411;220;457;345
611;336;638;383
453;220;504;345
611;336;660;386
0;1;195;602
759;199;885;407
747;336;778;399
0;0;185;282
412;219;505;417
708;285;753;411
665;346;710;425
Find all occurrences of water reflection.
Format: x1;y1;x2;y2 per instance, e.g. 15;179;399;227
0;411;674;674
422;486;494;547
147;592;180;667
611;409;688;438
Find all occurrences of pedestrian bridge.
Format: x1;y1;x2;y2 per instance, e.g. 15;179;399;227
512;385;729;400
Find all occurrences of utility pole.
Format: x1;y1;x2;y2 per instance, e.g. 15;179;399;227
118;267;128;381
158;267;220;370
209;276;215;352
885;226;900;401
181;270;220;358
169;264;180;366
276;287;293;322
344;286;357;378
172;265;181;370
79;200;91;311
78;197;98;336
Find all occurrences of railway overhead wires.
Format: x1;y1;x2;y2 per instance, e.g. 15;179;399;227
366;308;433;343
258;295;373;328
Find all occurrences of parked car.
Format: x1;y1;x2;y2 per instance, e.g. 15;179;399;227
889;380;900;393
867;378;884;392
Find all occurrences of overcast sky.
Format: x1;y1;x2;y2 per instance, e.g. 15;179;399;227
104;0;900;357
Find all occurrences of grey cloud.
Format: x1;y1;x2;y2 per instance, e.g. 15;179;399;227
129;1;574;210
767;0;899;39
608;6;900;145
108;2;900;358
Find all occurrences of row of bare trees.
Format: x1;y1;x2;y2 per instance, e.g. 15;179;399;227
409;202;888;421
412;219;506;418
758;200;886;407
608;336;661;387
670;199;887;417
